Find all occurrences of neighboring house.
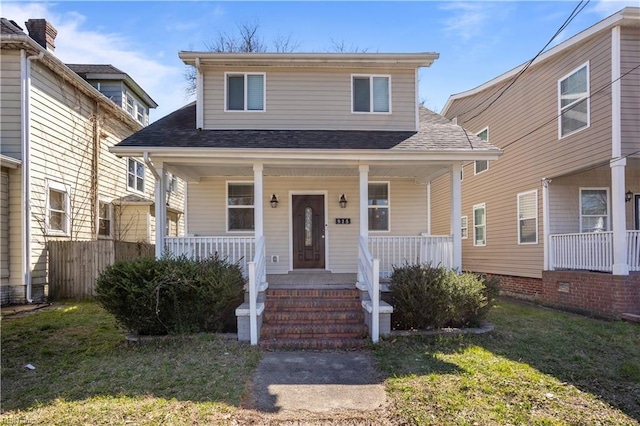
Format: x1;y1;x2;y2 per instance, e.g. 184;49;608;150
430;7;639;319
0;18;185;304
111;51;502;345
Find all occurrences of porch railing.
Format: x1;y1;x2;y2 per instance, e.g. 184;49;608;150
368;235;453;278
358;236;380;343
550;231;640;272
247;236;267;345
164;236;255;276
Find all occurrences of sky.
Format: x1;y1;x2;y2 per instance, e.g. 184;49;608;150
3;0;637;123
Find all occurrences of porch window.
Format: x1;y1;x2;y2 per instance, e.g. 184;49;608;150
559;63;589;138
353;75;390;113
127;158;145;193
580;188;609;232
46;180;70;236
517;190;537;244
368;182;389;231
226;73;265;111
98;200;112;238
227;182;254;232
475;128;489;175
473;203;486;246
461;216;468;239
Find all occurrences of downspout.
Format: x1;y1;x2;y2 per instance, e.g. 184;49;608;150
21;49;44;303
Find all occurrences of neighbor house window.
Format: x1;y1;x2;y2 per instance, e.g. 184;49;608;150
127;158;145;193
98;200;112;238
559;63;590;137
473;203;486;246
226;73;265;111
461;216;468;239
368;182;389;231
352;75;390;113
166;173;178;193
517;190;538;244
125;93;134;115
227;182;254;232
475;128;489;174
580;188;609;232
46;180;70;236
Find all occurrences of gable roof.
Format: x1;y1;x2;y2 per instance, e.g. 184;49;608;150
0;18;24;35
113;102;499;155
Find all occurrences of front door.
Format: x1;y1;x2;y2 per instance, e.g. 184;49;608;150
292;195;325;269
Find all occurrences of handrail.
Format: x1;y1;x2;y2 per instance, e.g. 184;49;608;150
369;235;453;277
165;236;255;277
358;236;380;343
247;236;266;345
549;231;640;272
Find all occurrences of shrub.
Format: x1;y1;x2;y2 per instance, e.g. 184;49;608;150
95;255;245;335
389;263;499;329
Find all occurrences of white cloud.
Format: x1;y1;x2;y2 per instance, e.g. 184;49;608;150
2;2;189;122
591;0;639;18
439;2;494;41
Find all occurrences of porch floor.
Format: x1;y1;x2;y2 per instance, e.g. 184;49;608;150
267;272;357;289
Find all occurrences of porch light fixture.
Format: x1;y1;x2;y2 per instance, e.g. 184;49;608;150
270;194;279;208
339;194;348;208
626;190;633;203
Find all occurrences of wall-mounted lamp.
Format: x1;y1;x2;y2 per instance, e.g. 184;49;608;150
339;194;348;208
270;194;279;208
625;190;633;203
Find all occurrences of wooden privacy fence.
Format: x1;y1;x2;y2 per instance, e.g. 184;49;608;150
48;240;154;300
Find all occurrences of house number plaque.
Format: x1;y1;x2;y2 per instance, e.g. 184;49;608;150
335;218;351;224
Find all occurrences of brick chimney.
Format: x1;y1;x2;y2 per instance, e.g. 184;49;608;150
25;19;58;52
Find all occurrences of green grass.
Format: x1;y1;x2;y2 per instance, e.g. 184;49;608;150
374;299;640;425
1;302;261;425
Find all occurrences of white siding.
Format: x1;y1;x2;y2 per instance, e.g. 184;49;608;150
1;50;22;160
1;170;9;280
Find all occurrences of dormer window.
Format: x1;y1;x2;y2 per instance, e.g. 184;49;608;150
123;91;148;125
352;75;390;113
225;72;265;111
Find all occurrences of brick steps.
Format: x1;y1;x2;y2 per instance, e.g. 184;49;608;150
260;287;367;350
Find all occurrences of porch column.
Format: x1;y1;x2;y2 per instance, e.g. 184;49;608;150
611;157;629;275
359;165;369;239
542;178;551;270
253;163;264;239
450;163;462;272
154;162;166;259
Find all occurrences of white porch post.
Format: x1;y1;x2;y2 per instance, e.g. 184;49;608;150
542;178;551;270
450;163;462;272
358;165;369;282
253;164;264;239
153;162;167;259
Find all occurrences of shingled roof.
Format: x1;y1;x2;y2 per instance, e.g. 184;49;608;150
1;18;25;35
66;64;126;77
115;103;496;152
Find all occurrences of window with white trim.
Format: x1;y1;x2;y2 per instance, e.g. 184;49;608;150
98;200;113;238
123;91;148;125
517;190;537;244
227;182;254;232
475;128;489;174
46;180;70;236
559;63;589;137
166;173;178;193
127;158;145;193
461;216;468;239
352;75;390;113
226;73;265;111
473;203;486;246
580;188;609;232
368;182;389;231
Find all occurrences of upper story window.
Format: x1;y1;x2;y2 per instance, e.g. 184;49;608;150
517;190;538;244
166;173;178;193
227;182;254;232
558;63;590;138
352;75;390;113
225;72;265;112
368;182;389;231
475;128;489;175
580;188;609;232
46;180;70;236
127;158;145;193
461;216;468;239
124;91;148;125
473;203;486;247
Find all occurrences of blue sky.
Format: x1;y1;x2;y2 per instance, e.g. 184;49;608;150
3;1;637;122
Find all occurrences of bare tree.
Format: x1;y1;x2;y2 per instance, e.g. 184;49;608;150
327;38;369;53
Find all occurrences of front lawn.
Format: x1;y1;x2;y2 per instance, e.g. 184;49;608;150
374;299;640;425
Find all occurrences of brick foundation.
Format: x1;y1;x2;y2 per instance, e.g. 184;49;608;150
483;273;543;301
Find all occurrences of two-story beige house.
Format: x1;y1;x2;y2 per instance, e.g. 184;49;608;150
0;18;185;304
430;7;639;319
112;51;502;347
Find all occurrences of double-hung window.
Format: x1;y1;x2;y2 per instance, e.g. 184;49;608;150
226;72;265;111
461;216;468;239
227;182;254;232
46;180;70;236
559;63;590;138
127;158;145;193
517;190;537;244
580;188;609;232
368;182;389;231
98;199;112;238
475;128;489;174
473;203;486;246
352;75;390;113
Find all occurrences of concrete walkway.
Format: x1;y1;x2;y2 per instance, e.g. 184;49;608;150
250;351;387;415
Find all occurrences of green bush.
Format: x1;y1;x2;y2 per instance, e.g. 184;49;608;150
389;263;499;329
95;255;245;335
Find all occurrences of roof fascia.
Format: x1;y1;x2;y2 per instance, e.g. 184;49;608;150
442;7;639;116
0;154;22;168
